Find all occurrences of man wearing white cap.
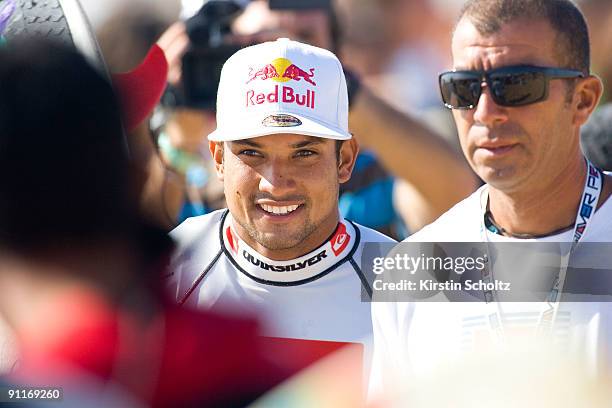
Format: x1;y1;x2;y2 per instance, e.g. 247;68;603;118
168;38;394;364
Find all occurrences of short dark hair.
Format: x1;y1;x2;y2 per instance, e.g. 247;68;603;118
458;0;590;74
0;39;134;253
335;139;344;161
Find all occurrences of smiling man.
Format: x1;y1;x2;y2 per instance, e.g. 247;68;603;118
168;38;395;369
370;0;612;401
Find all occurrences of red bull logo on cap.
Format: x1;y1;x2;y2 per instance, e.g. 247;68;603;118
246;58;316;86
245;58;317;110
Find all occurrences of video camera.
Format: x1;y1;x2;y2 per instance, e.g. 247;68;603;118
163;0;331;110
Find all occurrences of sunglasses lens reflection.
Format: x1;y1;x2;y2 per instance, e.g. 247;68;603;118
489;71;547;107
440;70;549;109
440;73;481;109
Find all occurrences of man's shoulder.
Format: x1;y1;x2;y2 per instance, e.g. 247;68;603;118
170;209;227;248
405;186;485;242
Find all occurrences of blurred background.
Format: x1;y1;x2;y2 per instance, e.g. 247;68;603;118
81;0;612;235
81;0;612;106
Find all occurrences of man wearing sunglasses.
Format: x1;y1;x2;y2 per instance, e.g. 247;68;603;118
370;0;612;401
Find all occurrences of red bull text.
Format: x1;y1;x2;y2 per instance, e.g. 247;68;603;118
245;58;317;109
246;85;315;109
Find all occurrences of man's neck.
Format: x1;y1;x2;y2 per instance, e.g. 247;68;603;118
488;157;588;237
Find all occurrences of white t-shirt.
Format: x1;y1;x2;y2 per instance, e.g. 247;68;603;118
370;184;612;396
169;209;395;370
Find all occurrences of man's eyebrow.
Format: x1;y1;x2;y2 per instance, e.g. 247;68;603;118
232;140;262;148
290;139;324;149
232;139;324;149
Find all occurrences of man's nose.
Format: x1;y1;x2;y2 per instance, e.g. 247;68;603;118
258;159;297;197
472;83;509;127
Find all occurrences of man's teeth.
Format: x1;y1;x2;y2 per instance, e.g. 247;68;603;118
260;204;299;215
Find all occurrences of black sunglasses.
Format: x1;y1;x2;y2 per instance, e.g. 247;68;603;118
439;65;585;110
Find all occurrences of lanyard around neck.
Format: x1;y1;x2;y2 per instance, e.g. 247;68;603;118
477;160;604;341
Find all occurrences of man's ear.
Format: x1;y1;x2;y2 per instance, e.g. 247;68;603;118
573;75;604;127
338;137;359;184
210;141;224;181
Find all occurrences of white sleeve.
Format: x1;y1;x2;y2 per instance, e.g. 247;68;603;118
165;219;195;301
167;216;206;303
169;216;202;245
368;301;412;404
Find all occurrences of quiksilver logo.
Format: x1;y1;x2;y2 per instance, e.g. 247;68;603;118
330;223;350;256
243;250;327;272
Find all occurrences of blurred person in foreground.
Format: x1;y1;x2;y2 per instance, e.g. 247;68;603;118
158;0;477;237
0;39;287;407
168;38;395;391
370;0;612;402
96;8;188;230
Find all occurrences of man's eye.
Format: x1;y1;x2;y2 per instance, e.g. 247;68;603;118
295;150;316;158
239;150;262;157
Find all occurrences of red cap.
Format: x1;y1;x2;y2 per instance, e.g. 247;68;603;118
111;44;168;132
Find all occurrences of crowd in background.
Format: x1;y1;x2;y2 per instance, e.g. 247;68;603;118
89;0;612;235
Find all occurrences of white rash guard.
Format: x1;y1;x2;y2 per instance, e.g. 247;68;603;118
168;209;395;377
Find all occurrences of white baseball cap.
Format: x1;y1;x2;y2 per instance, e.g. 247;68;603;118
208;38;351;142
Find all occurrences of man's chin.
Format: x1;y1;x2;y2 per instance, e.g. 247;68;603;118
477;165;524;190
255;231;307;251
249;220;321;253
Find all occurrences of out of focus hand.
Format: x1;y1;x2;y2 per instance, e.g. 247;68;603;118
157;21;190;86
